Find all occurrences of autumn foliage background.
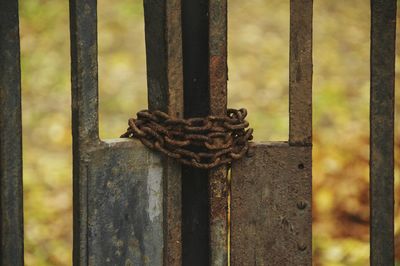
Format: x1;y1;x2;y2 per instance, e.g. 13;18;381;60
19;0;399;265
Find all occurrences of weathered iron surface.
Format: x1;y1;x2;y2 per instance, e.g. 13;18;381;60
181;0;211;264
144;0;183;116
209;0;228;264
231;143;312;265
161;157;181;266
0;0;24;265
70;0;185;264
181;0;230;264
87;139;163;265
209;0;227;116
231;1;313;264
208;166;228;266
69;0;100;264
370;0;396;265
289;0;313;145
144;0;184;264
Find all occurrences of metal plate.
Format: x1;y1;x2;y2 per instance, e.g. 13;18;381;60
231;142;311;265
86;139;163;265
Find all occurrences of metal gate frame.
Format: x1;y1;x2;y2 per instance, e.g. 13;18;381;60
231;1;312;264
0;0;397;265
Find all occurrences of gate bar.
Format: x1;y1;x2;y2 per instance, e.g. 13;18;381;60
0;0;24;265
289;0;313;146
143;0;184;263
370;0;396;265
69;0;99;144
181;0;229;264
209;0;228;264
69;0;99;264
181;0;211;264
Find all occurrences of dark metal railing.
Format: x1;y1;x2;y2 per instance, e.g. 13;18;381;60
0;0;397;265
0;0;24;265
370;0;396;264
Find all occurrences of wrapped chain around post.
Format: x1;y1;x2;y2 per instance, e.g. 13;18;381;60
121;108;253;169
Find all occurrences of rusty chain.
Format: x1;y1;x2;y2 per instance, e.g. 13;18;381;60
121;108;254;169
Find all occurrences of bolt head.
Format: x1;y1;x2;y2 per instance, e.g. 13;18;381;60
297;200;307;210
297;242;307;251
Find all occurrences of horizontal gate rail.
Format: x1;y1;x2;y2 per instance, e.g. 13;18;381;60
370;0;396;265
0;0;24;265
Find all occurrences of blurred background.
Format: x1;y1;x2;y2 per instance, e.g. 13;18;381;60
19;0;399;265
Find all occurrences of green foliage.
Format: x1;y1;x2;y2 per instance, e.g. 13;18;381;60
19;0;399;265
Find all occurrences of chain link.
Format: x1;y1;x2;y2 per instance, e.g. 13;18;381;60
121;108;254;169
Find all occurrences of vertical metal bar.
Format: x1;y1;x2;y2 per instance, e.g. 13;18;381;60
69;0;99;264
208;0;228;264
0;0;24;265
181;0;211;264
69;0;99;143
144;0;184;264
370;1;396;265
181;0;228;264
289;0;313;146
144;0;184;115
183;0;228;265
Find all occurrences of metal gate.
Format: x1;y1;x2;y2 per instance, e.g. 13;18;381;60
0;0;396;265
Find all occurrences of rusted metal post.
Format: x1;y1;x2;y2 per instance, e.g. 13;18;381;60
144;0;184;264
289;0;313;146
181;0;211;264
231;1;312;264
209;0;228;264
69;0;100;264
370;0;396;265
181;0;228;264
0;1;24;265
